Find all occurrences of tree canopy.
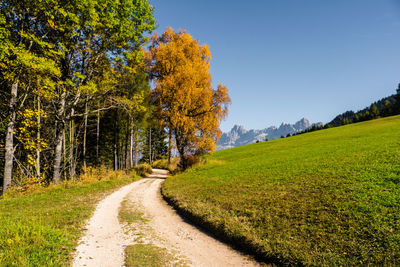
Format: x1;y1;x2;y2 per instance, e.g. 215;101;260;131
147;28;231;169
1;0;156;193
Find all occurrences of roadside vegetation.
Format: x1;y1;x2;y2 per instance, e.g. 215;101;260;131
151;158;180;174
134;163;153;177
0;169;140;266
162;115;400;265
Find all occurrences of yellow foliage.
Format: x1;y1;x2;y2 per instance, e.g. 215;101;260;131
16;109;48;169
2;166;134;199
147;28;230;166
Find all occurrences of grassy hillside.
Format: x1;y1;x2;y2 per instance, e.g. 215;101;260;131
162;115;400;265
0;171;139;266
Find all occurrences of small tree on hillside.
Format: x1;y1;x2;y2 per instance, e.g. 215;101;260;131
382;99;392;116
395;83;400;114
370;103;379;119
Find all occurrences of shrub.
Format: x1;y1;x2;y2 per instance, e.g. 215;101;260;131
151;159;169;170
2;166;138;199
134;163;152;177
151;157;180;174
180;155;203;169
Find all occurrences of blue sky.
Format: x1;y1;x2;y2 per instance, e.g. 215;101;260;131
149;0;400;132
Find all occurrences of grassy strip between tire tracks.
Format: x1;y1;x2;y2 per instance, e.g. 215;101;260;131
162;115;400;265
0;170;140;266
119;194;180;266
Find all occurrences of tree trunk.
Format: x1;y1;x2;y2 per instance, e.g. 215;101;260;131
168;128;172;164
175;131;188;170
53;90;66;184
134;131;138;167
96;109;100;165
63;126;66;180
149;127;152;164
83;99;88;172
119;138;123;170
129;116;134;168
113;111;118;170
114;143;118;170
3;78;19;193
124;122;129;169
36;95;41;179
70;108;75;179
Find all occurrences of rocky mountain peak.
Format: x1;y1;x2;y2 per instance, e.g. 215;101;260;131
231;124;246;135
294;117;311;129
217;118;318;150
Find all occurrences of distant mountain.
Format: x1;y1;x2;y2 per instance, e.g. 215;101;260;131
217;118;321;150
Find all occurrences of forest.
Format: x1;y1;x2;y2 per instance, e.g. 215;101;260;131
288;87;400;137
0;0;230;194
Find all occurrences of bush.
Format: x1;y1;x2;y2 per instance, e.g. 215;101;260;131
134;163;152;177
179;155;206;170
185;155;201;168
151;158;180;174
2;166;139;199
151;159;169;170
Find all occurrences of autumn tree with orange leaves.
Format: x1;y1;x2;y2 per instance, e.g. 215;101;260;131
147;28;231;169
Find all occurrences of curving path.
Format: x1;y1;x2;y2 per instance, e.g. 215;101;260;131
73;169;258;267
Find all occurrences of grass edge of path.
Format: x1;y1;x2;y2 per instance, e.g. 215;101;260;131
0;171;140;266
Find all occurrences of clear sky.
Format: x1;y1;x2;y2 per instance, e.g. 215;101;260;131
149;0;400;132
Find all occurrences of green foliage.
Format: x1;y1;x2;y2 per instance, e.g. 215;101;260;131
162;116;400;265
370;103;379;118
382;99;392;116
328;89;398;128
141;127;168;163
0;0;157;186
395;84;400;113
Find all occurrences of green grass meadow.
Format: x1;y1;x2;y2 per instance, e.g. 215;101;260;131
162;115;400;265
0;173;138;266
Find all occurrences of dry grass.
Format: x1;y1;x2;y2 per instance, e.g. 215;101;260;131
151;157;180;174
134;163;153;177
2;166;131;199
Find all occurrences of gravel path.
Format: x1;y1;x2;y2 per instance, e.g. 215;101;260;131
73;169;258;267
72;179;147;267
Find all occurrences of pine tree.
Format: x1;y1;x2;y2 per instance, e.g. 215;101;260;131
370;103;379;119
395;83;400;114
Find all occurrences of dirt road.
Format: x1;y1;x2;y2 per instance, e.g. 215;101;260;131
73;169;258;267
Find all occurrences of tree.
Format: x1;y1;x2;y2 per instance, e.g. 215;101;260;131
1;0;156;192
353;114;360;122
382;99;392;116
147;28;231;169
42;0;155;182
142;126;168;164
111;52;152;169
370;103;379;119
395;83;400;114
0;2;60;192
